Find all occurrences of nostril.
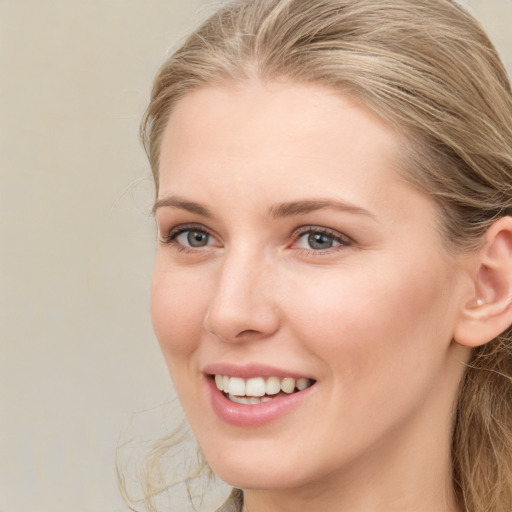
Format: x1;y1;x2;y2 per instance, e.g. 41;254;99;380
203;292;281;342
236;329;260;338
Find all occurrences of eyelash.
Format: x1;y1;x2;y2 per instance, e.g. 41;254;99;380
291;226;353;254
159;223;214;252
159;223;353;254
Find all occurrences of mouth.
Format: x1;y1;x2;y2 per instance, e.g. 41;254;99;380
212;374;315;405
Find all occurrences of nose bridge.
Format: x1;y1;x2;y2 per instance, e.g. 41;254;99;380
205;244;279;342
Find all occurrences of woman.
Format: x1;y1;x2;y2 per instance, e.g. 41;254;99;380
140;0;512;510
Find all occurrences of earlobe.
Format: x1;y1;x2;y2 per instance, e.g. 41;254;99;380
454;217;512;348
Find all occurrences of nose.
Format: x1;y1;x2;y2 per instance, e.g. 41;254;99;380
203;249;280;343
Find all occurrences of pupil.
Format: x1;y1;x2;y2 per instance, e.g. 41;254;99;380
308;233;333;250
187;231;208;247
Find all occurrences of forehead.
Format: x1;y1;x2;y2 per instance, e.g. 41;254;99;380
158;79;420;219
162;79;400;159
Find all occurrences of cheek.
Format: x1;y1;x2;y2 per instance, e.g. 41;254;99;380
150;261;209;360
284;258;455;385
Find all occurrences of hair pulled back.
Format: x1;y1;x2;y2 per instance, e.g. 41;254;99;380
141;2;512;510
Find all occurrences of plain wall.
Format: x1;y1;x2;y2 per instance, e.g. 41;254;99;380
1;1;511;511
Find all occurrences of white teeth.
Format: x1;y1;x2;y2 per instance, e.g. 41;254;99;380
228;394;270;405
296;377;309;391
227;377;246;396
246;377;266;397
280;377;295;394
265;376;281;395
214;374;313;399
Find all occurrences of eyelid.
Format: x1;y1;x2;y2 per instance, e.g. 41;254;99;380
290;225;354;250
158;222;353;253
159;222;218;247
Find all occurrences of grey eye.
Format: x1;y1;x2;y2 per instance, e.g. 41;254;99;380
295;230;342;251
307;232;335;250
188;230;209;247
176;230;211;247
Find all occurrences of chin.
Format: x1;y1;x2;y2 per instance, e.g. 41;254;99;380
212;462;306;491
200;440;332;492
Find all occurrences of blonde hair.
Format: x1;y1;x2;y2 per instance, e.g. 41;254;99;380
138;1;512;510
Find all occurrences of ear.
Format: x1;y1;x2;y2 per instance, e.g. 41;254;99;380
454;216;512;348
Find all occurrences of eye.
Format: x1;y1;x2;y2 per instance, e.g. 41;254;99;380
176;229;211;248
299;232;340;250
160;224;218;250
292;227;351;252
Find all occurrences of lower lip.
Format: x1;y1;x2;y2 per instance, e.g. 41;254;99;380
206;377;316;427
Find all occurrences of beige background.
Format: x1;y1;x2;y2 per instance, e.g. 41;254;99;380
1;1;511;511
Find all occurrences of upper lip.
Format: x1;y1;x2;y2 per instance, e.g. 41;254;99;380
203;362;314;380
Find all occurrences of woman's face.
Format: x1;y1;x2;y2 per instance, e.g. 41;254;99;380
152;80;470;494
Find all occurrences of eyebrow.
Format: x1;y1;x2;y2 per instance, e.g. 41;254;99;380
153;195;375;220
153;196;212;217
269;199;375;219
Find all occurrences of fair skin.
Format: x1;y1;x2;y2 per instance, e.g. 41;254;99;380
151;79;485;512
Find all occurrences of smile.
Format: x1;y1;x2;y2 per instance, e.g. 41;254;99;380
214;375;314;405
